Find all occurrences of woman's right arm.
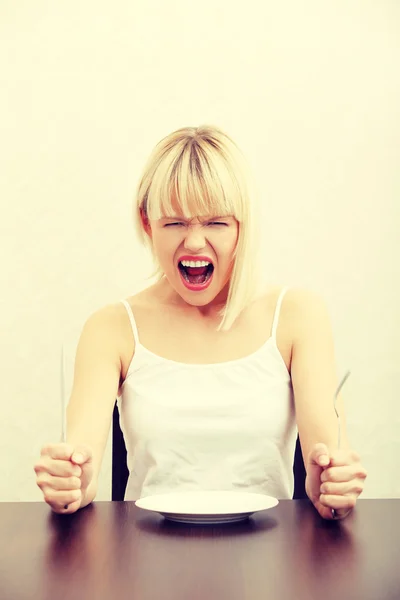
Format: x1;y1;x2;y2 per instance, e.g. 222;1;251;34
34;304;127;513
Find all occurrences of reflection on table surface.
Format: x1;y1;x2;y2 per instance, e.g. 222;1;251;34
0;500;399;600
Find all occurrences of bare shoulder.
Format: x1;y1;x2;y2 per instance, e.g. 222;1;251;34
94;285;158;327
256;285;323;319
80;300;140;390
282;287;327;310
258;286;332;363
77;303;129;371
280;287;333;346
256;284;288;307
111;286;160;380
282;287;331;320
85;302;129;335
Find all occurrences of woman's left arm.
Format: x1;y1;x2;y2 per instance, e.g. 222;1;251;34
288;289;367;520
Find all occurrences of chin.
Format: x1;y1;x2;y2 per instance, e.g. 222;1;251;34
179;280;230;308
181;294;216;307
178;286;216;304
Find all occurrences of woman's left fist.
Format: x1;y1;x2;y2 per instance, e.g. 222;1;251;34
305;442;367;520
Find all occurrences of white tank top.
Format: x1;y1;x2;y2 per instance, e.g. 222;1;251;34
117;287;298;500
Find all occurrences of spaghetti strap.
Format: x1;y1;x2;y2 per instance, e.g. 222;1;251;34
271;287;289;341
120;300;140;346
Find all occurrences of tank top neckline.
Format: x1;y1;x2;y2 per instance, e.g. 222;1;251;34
129;334;289;373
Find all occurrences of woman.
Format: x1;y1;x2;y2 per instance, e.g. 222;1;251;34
34;125;367;519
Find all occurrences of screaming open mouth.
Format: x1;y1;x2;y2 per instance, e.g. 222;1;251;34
177;259;214;291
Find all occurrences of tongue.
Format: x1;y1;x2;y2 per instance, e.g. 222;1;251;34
185;266;208;285
186;266;208;276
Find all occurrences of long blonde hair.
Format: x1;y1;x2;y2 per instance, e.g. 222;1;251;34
134;125;261;330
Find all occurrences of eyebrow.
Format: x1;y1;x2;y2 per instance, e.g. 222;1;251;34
161;215;231;222
160;216;188;223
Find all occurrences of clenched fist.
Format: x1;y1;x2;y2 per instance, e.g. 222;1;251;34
305;442;367;520
34;443;94;514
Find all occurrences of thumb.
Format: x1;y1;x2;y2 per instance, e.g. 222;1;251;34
308;443;330;468
71;445;93;466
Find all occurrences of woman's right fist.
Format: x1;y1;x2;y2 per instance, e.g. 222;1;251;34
34;443;94;514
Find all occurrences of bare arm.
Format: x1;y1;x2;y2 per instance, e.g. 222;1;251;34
288;289;366;519
66;304;126;507
289;288;350;467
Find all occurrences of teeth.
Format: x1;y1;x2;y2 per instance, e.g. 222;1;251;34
180;260;210;268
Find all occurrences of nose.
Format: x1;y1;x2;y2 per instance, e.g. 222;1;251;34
183;225;207;252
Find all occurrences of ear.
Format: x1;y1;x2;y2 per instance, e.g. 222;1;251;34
140;208;152;238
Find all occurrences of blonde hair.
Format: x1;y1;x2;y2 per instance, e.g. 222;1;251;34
134;125;261;330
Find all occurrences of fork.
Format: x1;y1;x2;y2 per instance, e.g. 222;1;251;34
61;345;69;510
331;370;351;519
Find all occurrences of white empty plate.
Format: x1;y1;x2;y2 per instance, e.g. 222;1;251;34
135;490;278;524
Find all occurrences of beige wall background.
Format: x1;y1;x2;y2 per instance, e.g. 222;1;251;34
1;1;398;502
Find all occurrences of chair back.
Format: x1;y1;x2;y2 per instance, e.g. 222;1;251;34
112;402;308;501
112;402;129;501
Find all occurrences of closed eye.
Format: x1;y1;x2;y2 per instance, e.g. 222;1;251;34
207;221;229;227
164;222;185;227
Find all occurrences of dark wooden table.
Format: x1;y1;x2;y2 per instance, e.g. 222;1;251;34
0;500;399;600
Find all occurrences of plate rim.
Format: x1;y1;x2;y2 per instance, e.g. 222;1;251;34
135;490;279;516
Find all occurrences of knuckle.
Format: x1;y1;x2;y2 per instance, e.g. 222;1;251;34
43;492;54;505
70;490;81;503
42;443;59;456
36;474;48;488
59;464;71;477
323;468;330;480
52;507;67;515
70;477;81;489
40;445;51;456
348;496;357;508
325;468;334;481
34;459;46;474
57;463;70;477
70;466;82;478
